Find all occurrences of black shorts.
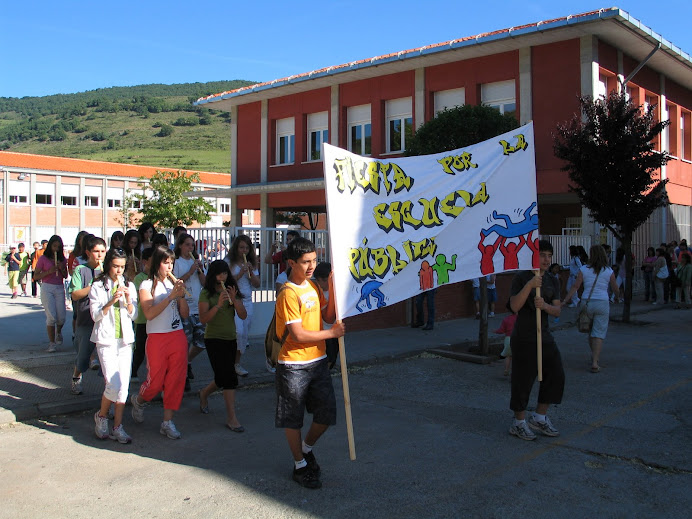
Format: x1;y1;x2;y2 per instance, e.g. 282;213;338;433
275;358;336;429
510;338;565;412
204;337;238;390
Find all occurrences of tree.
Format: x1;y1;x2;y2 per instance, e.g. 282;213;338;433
406;104;519;354
156;124;173;137
554;91;670;322
123;170;215;229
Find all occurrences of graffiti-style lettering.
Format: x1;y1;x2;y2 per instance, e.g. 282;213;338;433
403;237;437;263
372;183;489;233
348;238;411;282
437;152;478;175
333;158;413;196
499;133;529;155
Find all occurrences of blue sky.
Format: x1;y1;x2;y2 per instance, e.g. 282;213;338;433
2;0;690;99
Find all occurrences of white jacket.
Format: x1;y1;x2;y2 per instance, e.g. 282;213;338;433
89;277;138;346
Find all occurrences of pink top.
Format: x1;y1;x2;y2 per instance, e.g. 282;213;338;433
494;314;517;337
36;255;67;284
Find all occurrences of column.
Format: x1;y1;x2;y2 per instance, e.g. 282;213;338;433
519;47;532;125
414;68;425;129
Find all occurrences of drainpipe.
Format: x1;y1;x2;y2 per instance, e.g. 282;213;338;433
619;42;661;88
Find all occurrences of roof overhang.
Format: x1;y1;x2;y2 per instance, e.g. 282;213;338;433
195;8;692;111
183;178;325;198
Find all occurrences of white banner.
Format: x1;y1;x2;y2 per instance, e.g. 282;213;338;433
324;122;538;320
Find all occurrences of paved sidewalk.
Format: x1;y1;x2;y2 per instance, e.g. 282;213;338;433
0;283;666;425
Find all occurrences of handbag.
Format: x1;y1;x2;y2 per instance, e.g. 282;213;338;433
577;271;600;333
656;265;669;279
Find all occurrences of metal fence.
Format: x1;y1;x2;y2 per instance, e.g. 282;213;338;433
172;226;330;303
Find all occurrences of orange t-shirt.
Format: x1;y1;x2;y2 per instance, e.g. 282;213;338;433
276;279;327;364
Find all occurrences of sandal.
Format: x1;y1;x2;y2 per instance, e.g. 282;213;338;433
590;366;601;373
198;390;209;414
227;424;245;433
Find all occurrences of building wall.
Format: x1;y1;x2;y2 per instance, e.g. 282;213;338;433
236;102;263;185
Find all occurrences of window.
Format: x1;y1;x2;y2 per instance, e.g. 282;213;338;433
36;194;52;205
597;75;608;99
84;196;99;207
107;187;123;209
130;199;142;209
61;196;77;206
220;203;230;213
682;111;691;161
10;195;28;204
347;104;371;156
434;88;465;115
107;199;121;208
386;98;413;153
307;112;328;161
276;117;295;165
481;80;516;118
662;104;670;154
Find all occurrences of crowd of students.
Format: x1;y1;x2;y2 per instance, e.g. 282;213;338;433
7;226;345;489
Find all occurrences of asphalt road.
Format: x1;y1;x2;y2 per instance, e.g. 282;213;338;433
1;308;690;519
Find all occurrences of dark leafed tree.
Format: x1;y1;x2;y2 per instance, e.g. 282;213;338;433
406;104;519;354
554;91;670;322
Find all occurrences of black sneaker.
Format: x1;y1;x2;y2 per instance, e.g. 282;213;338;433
292;465;321;489
303;451;321;477
187;363;194;380
184;377;191;392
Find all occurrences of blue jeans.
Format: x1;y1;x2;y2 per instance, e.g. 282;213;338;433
415;289;436;326
73;324;96;374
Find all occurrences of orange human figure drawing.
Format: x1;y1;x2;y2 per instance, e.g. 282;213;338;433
419;261;435;290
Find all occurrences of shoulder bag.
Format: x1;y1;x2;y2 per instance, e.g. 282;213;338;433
578;270;600;334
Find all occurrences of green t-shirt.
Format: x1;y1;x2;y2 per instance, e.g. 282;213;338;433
199;288;237;340
18;252;29;270
133;272;149;325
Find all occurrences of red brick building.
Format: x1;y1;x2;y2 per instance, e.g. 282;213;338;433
195;8;692;327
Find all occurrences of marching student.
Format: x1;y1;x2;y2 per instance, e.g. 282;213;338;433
131;247;154;382
197;260;247;431
33;235;68;352
131;246;189;440
89;248;138;443
274;237;345;489
68;235;107;395
225;235;261;376
173;233;206;391
507;240;564;441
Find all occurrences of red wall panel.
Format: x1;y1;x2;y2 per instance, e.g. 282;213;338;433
236;102;262;185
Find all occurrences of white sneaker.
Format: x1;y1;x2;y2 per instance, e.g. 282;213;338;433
71;376;83;395
160;420;181;439
94;412;109;439
55;333;63;345
109;424;132;444
527;414;560;437
509;420;536;441
235;363;248;377
130;394;145;423
47;343;57;353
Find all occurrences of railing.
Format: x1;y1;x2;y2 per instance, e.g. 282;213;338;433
172;226;331;304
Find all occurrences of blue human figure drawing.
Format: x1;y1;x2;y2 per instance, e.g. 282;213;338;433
356;280;387;312
482;202;538;238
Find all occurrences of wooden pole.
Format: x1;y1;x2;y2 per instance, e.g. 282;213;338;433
337;334;356;460
534;269;543;381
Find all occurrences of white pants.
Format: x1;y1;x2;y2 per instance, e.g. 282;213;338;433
566;275;579;305
97;340;133;403
40;282;66;327
234;298;253;354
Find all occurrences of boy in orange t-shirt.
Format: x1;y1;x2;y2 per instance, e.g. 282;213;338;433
274;237;345;489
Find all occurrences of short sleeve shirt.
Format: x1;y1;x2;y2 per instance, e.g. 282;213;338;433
510;270;560;343
140;278;183;334
199;289;237;340
173;256;203;315
275;280;327;364
133;272;149;324
69;264;98;326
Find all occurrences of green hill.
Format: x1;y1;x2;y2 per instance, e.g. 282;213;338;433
0;81;256;173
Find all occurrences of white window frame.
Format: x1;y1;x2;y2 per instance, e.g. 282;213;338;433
61;184;79;207
307;112;328;162
385;97;413;154
84;185;101;208
481;80;516;116
276;117;295;165
61;195;78;206
219;203;231;213
35;182;55;206
9;180;29;205
347;104;372;156
107;187;123;209
434;88;465;116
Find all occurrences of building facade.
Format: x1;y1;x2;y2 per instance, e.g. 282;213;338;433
194;8;692;328
0;151;257;247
